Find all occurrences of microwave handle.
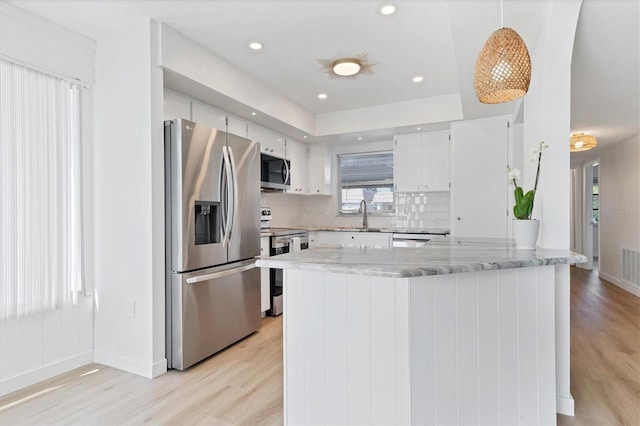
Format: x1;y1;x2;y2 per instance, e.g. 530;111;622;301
283;159;290;185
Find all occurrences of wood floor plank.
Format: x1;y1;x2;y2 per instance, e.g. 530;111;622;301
558;266;640;426
1;266;637;425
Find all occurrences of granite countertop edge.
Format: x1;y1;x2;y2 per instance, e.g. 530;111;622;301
255;242;588;278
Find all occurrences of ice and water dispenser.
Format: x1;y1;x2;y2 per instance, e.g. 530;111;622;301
194;201;220;245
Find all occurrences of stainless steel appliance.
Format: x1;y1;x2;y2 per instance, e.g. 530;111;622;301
165;118;261;370
392;232;448;247
260;206;272;229
260;153;290;190
268;229;308;316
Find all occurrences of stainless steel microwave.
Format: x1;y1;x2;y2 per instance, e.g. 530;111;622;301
260;153;290;190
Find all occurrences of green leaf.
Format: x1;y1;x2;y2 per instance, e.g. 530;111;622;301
513;187;535;219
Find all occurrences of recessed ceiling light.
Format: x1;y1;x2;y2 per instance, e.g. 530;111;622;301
249;42;263;50
303;135;307;139
318;93;328;100
413;76;424;83
251;112;257;116
417;127;421;130
358;137;363;141
380;5;396;15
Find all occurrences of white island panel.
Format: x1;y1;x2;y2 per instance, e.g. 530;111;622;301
283;265;558;425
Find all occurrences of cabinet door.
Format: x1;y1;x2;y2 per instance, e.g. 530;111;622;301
308;231;317;248
260;237;270;313
308;143;332;195
286;140;308;194
164;90;191;121
249;125;286;158
314;231;391;247
394;134;423;192
422;130;450;191
191;100;227;131
450;116;510;238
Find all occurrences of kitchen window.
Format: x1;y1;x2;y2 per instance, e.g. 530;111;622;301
0;59;87;320
338;151;394;215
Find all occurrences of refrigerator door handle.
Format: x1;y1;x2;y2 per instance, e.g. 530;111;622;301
228;146;239;237
185;261;256;284
221;146;233;248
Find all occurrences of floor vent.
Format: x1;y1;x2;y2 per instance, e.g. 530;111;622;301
622;248;640;287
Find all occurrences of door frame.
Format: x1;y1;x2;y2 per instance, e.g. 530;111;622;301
579;160;599;270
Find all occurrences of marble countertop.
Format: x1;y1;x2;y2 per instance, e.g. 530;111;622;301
290;226;450;235
255;238;587;278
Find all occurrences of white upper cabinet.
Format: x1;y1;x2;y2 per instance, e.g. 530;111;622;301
163;90;191;121
286;139;308;194
191;100;248;138
307;143;332;195
450;115;511;239
249;125;286;159
394;130;450;192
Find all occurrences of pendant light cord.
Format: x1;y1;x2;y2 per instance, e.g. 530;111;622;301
501;0;504;28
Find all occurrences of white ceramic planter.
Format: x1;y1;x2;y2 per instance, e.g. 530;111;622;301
513;219;540;250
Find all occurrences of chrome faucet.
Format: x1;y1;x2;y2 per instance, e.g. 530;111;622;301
358;199;368;229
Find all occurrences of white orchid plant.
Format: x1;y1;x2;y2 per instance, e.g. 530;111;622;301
507;141;549;220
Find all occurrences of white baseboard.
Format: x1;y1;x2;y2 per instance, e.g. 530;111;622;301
557;395;575;416
599;271;640;297
94;350;167;379
152;358;167;378
0;351;94;397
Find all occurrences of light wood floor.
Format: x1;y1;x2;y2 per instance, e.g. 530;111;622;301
558;266;640;426
1;266;638;425
0;317;284;425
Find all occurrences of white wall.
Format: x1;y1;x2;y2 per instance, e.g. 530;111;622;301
599;134;640;295
0;2;96;396
523;0;581;250
92;18;166;378
0;1;94;84
522;0;582;416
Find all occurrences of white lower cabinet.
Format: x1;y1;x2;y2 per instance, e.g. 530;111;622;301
315;231;391;247
308;231;318;248
260;236;270;313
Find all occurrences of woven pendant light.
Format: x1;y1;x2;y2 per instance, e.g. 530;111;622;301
474;27;531;104
570;133;598;152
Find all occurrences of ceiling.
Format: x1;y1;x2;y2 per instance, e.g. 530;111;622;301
6;0;639;156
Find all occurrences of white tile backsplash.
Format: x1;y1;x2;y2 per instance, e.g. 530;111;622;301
392;191;451;229
262;190;450;231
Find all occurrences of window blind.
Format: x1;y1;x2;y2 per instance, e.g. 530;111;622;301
0;59;85;320
339;151;394;187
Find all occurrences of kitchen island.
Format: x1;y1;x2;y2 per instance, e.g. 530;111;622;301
257;239;586;425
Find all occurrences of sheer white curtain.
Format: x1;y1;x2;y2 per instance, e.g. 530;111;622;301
0;59;85;320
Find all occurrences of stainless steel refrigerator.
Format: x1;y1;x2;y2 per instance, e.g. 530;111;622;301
164;118;261;370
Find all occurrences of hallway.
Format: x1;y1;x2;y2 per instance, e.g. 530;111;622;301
558;266;640;425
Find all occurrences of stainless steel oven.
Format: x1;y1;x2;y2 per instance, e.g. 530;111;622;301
269;231;308;316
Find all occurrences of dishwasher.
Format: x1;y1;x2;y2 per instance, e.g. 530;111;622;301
392;233;448;247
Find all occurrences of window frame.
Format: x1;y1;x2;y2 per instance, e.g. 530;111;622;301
336;150;395;216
